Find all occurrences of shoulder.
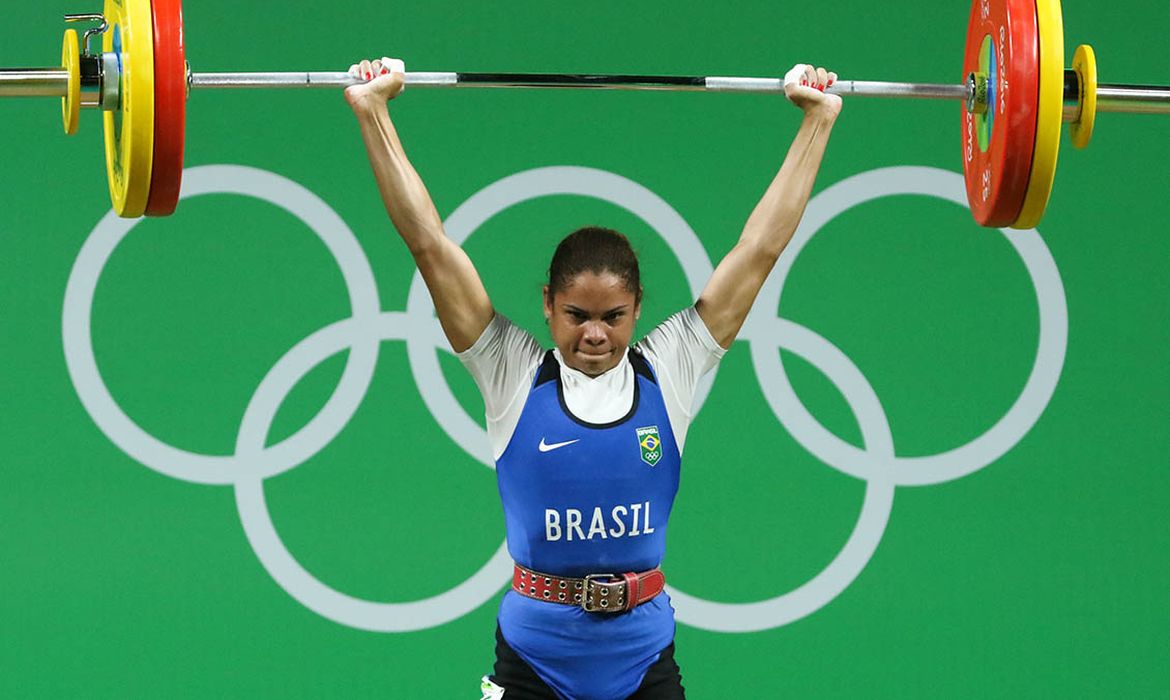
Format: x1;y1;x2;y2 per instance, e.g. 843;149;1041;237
458;314;543;365
456;313;545;411
636;306;726;369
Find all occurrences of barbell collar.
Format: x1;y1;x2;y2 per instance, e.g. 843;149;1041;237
98;52;119;110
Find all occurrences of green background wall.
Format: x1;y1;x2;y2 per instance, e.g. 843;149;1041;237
2;0;1167;696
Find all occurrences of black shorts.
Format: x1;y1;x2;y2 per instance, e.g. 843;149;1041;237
489;625;686;699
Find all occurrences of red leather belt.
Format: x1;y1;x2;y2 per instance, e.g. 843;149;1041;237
512;563;665;613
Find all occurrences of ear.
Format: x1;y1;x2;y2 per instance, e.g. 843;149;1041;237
543;285;553;321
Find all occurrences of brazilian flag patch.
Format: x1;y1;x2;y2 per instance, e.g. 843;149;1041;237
636;426;662;466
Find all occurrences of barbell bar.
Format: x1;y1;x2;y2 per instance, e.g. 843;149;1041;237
6;66;1167;107
0;69;980;98
0;0;1167;224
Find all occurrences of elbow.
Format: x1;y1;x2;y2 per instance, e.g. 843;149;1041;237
408;237;444;265
738;237;786;269
404;233;434;257
393;214;447;259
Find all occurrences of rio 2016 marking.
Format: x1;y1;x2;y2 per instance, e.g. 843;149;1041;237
62;163;1067;633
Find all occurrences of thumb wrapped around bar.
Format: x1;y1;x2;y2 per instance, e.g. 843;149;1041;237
784;64;810;87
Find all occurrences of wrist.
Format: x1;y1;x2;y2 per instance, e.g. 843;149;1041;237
801;107;838;128
346;88;385;119
355;103;393;132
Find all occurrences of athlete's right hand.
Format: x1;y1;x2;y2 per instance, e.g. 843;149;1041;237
783;63;841;120
344;57;405;112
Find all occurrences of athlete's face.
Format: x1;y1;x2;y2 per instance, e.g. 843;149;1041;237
544;271;641;377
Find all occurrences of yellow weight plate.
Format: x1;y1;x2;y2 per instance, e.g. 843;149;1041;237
102;0;155;218
61;29;80;135
1013;0;1064;229
1071;44;1098;150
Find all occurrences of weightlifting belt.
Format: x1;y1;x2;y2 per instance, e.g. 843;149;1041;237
512;563;666;613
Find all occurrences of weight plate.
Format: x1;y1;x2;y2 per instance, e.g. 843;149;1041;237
1013;0;1064;229
103;0;155;218
62;29;80;136
145;0;187;217
962;0;1040;227
1070;44;1097;150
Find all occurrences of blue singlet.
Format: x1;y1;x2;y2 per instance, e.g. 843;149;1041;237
495;349;683;700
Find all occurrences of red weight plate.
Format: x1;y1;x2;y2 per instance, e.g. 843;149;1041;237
146;0;186;217
961;0;1039;227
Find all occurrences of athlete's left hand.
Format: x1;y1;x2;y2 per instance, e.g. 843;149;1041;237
344;56;406;113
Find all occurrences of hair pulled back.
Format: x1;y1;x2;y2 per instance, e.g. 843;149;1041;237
547;226;642;303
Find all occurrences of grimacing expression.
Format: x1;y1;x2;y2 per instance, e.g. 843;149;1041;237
544;271;641;377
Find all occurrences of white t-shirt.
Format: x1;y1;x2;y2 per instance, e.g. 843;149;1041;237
457;306;726;461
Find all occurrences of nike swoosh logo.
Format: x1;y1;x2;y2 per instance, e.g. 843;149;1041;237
538;438;580;453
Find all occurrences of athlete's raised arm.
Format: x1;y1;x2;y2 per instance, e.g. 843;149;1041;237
345;57;493;352
696;64;841;348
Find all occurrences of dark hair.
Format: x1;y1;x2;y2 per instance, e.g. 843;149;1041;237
547;226;642;303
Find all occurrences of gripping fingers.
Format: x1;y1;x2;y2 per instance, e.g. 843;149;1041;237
785;63;833;92
804;66;831;91
350;57;406;83
804;65;818;88
784;63;810;88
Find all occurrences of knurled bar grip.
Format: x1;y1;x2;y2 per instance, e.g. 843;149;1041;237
191;71;974;100
193;72;1170;117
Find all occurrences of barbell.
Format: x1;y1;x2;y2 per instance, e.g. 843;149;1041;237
1;0;1167;223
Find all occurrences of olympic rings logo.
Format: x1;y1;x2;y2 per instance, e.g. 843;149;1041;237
62;164;1067;634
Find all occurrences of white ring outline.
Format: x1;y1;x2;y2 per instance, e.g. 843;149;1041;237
404;166;718;468
745;167;1068;485
237;166;722;630
60;164;1067;633
669;166;1067;631
62;165;383;484
667;317;897;632
234;313;513;632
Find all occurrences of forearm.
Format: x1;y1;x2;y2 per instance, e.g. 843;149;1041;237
350;97;493;351
353;101;447;255
696;108;838;347
739;110;836;259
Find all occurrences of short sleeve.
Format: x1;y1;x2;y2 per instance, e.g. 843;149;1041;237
456;314;545;460
636;306;726;452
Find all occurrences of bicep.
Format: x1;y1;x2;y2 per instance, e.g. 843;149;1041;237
695;241;775;348
415;238;495;352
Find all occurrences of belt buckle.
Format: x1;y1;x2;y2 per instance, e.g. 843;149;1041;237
581;573;623;613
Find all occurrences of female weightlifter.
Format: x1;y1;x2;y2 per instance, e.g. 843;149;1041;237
345;58;840;700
